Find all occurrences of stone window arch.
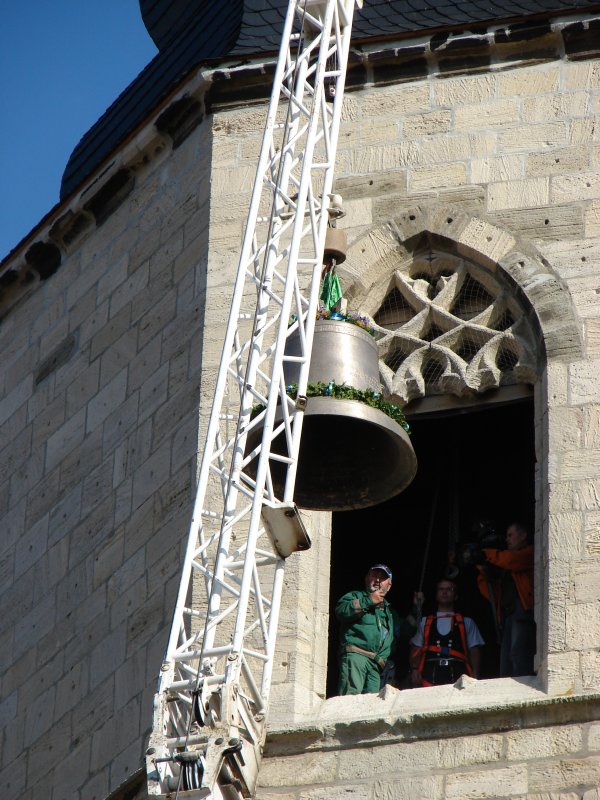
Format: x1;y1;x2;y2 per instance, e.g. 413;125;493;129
323;211;584;695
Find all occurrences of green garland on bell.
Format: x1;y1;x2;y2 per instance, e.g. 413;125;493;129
284;381;410;433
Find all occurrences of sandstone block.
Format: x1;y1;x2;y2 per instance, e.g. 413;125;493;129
86;368;128;435
89;624;127;691
347;143;420;173
97;252;129;307
371;777;443;800
588;721;600;751
575;479;600;513
570;274;600;320
212;136;239;166
30;297;67;343
88;304;131;362
14;514;48;580
90;697;141;772
54;660;90;719
131;440;172;511
109;261;149;319
13;593;56;663
0;374;33;427
506;725;583;761
45;407;86;472
471;155;523;182
585;201;600;238
336;740;437;780
548;407;583;450
547;599;567;652
498;66;559;97
437;734;503;768
570;359;600;405
11;444;45;508
584;319;600;358
404;110;452;138
421;133;495;164
360;121;398;146
49;737;92;800
574;563;600;602
0;751;26;800
258;752;338;787
212;165;255;197
558;450;600;480
563;60;600;90
529;756;600;792
538;237;600;279
523;92;589;123
553;173;600;204
487;177;549;211
490;204;583;241
527;146;591;177
571;119;599;146
433;74;495;106
584;406;600;448
361;84;429;117
409;162;467;192
256;791;296;800
137;288;178;351
499;123;567;153
454;99;520;131
546;651;580;695
67;493;114;570
445;764;527;799
298;785;373;800
585;514;600;558
456;217;516;266
565;601;600;650
0;691;17;730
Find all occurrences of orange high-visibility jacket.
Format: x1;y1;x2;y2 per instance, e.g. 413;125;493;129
477;544;534;615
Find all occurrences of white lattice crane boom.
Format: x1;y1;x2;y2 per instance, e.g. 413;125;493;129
146;1;361;796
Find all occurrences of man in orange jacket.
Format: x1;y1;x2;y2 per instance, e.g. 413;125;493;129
477;522;535;677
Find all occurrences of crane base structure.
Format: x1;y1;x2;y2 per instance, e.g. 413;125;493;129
146;1;361;797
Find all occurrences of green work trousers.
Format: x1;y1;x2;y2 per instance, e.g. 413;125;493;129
338;652;381;695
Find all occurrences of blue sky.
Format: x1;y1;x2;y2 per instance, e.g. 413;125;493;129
0;2;158;260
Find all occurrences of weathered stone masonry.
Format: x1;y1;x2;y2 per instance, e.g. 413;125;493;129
1;10;600;800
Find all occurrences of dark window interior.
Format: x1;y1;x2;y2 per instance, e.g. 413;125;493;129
326;397;535;697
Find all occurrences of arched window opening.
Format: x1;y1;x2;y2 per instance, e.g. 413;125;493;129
326;396;535;698
327;238;540;698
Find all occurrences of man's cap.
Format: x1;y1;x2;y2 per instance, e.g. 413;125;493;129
369;563;392;580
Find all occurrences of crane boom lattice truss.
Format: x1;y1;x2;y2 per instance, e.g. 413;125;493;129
147;1;359;797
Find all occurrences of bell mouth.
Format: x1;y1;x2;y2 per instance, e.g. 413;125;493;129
245;397;417;511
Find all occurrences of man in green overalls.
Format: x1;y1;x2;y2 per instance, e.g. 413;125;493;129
335;564;417;695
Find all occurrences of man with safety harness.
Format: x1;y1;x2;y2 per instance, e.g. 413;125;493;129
409;578;484;687
335;564;418;695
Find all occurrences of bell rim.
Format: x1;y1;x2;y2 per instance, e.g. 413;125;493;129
293;396;417;509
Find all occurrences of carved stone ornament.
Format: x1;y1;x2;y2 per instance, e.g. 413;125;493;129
367;247;538;405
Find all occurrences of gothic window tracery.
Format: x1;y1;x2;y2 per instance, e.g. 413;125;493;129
369;247;538;405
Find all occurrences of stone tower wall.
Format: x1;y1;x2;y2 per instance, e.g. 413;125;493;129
1;19;600;800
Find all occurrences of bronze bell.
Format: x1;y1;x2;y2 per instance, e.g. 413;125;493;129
246;319;417;511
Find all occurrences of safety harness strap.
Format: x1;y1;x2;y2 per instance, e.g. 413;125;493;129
418;613;472;677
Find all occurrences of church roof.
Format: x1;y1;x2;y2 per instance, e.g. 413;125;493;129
61;0;600;199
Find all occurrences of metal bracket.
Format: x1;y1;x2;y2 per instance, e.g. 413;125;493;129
262;503;311;558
